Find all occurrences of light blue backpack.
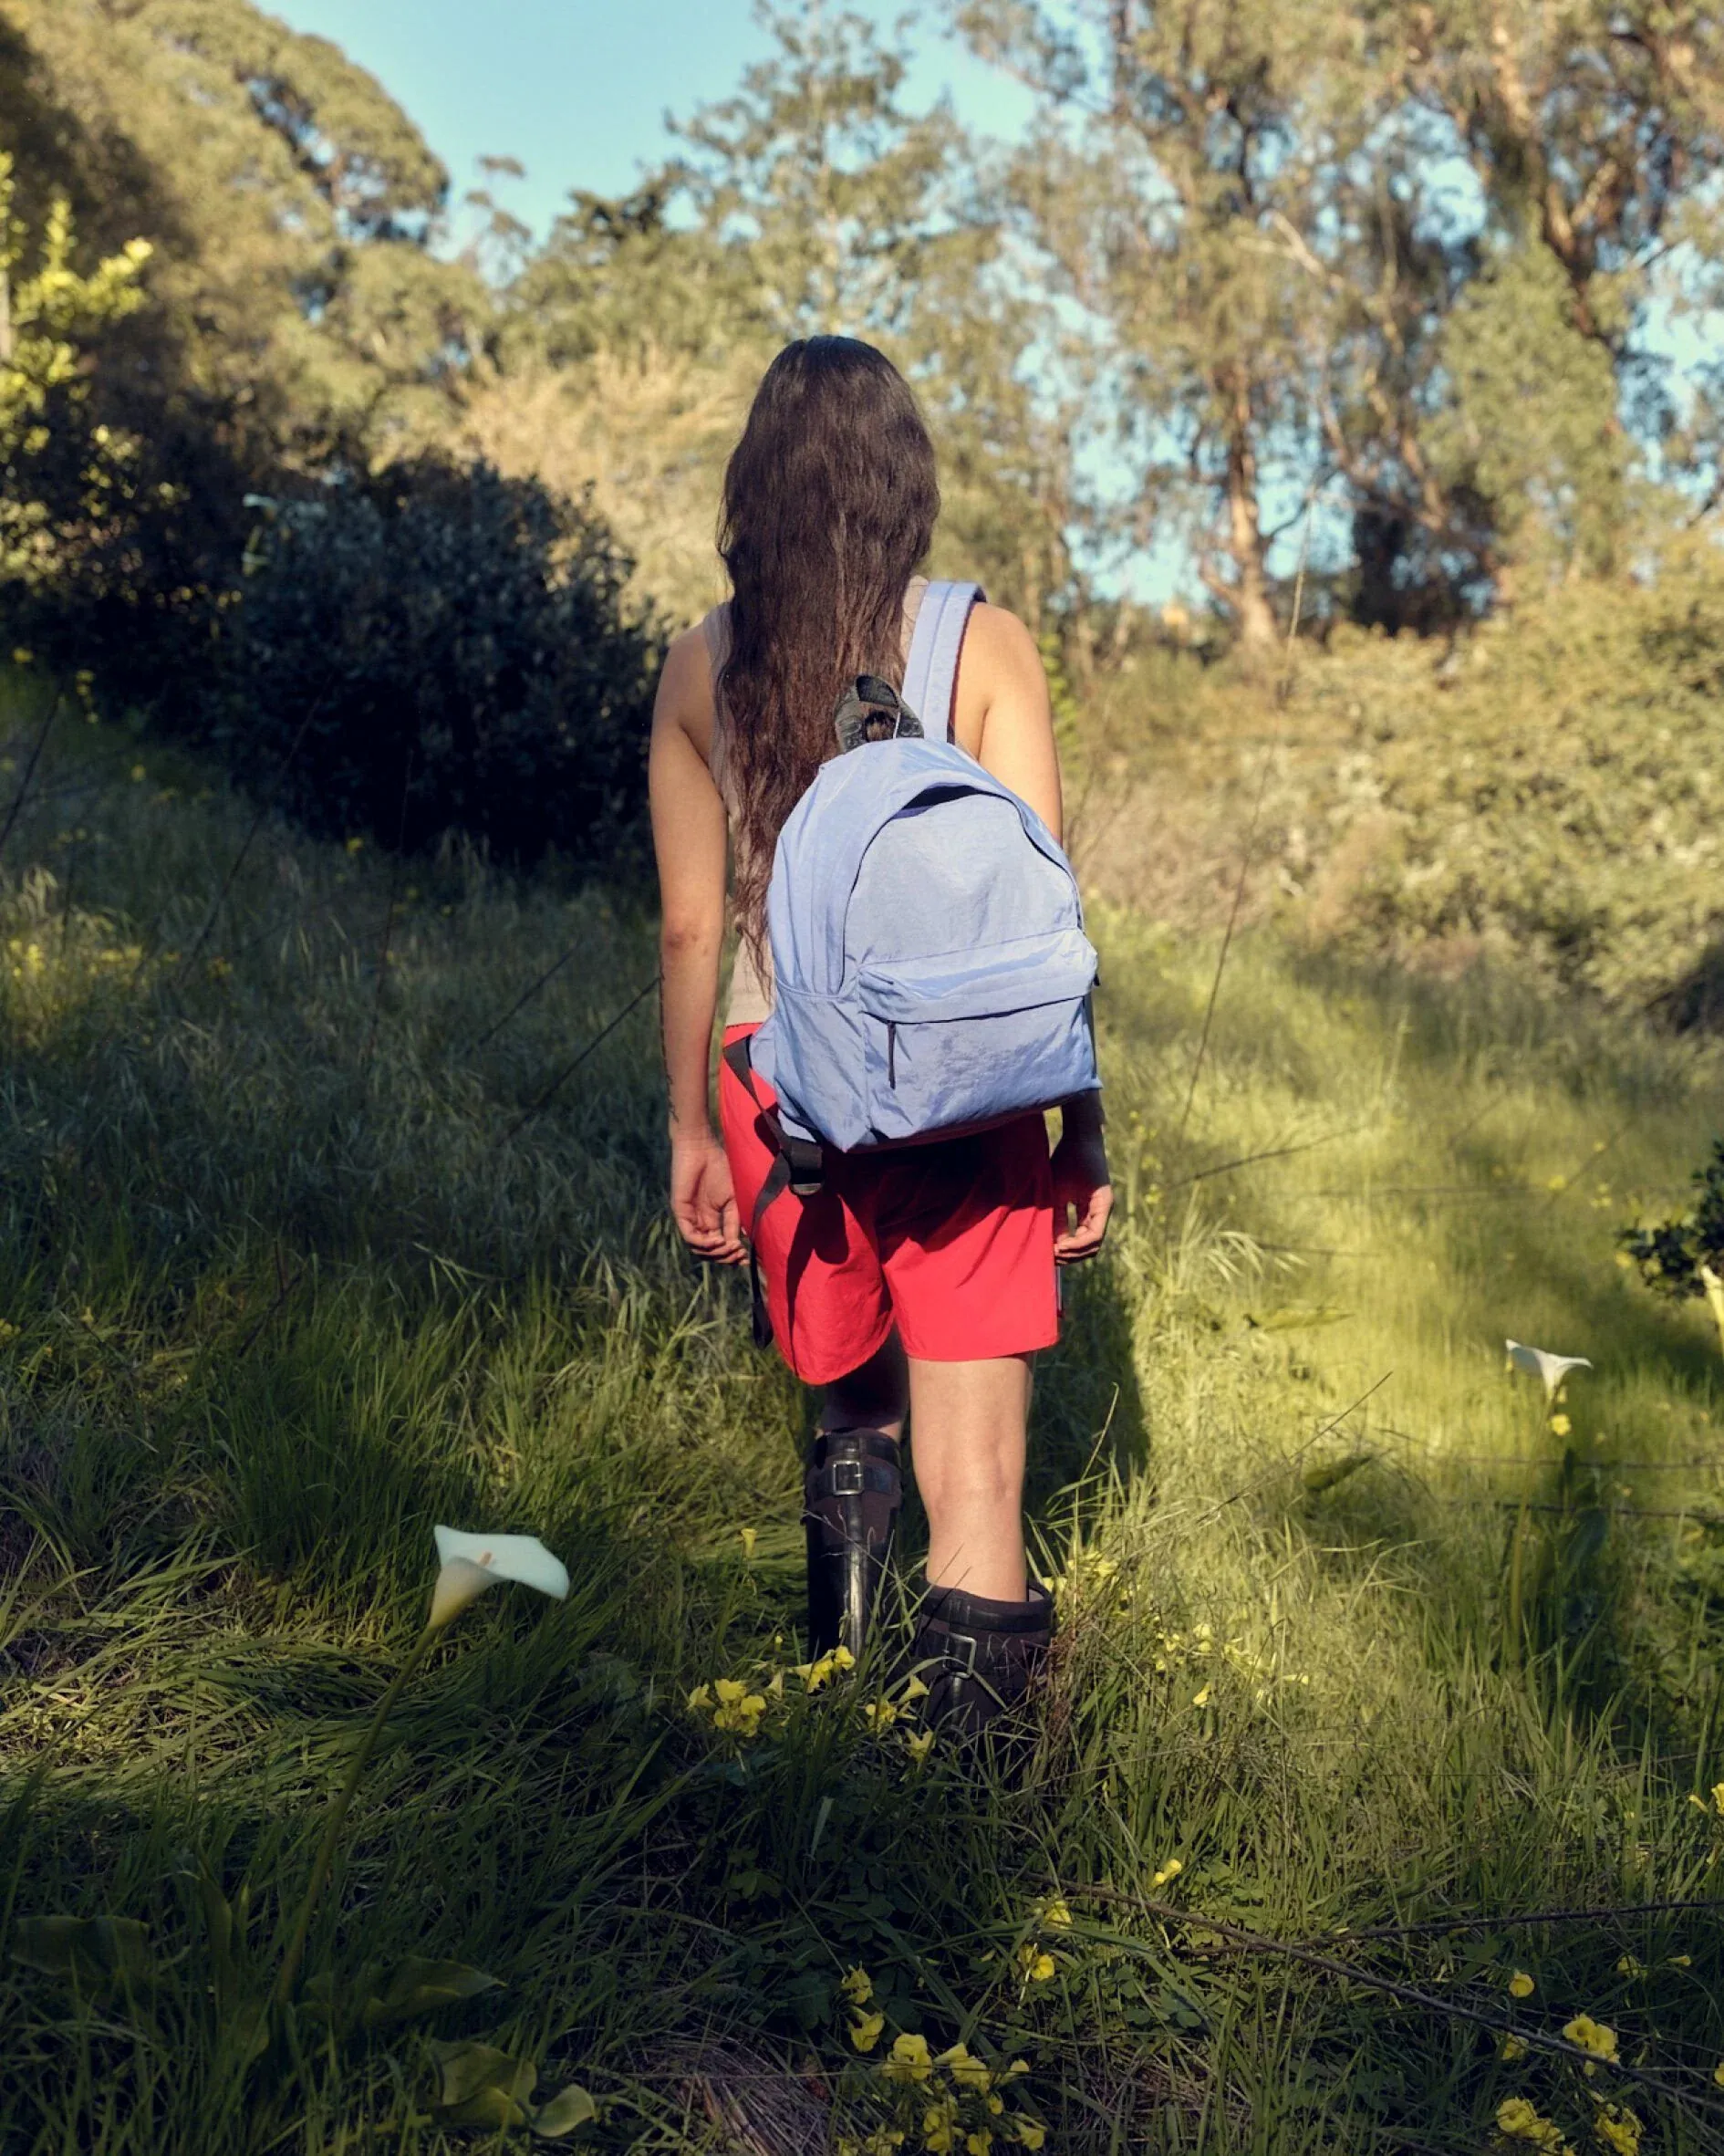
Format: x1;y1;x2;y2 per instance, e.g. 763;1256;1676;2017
726;581;1099;1224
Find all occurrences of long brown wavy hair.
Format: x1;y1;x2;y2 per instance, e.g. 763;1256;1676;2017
717;337;940;963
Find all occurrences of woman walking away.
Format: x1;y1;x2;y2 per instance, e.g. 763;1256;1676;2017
649;337;1111;1738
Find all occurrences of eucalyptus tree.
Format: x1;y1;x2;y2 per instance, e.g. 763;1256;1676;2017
1391;0;1724;569
656;0;1088;629
956;0;1392;650
667;0;959;341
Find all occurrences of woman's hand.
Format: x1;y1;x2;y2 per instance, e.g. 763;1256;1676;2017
1052;1112;1113;1265
670;1124;746;1265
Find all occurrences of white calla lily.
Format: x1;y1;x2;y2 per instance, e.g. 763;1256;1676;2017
1505;1340;1592;1401
430;1526;570;1630
1700;1266;1724;1359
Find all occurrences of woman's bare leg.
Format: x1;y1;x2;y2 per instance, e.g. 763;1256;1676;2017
907;1355;1031;1602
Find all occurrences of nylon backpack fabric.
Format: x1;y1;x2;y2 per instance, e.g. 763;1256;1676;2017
750;580;1100;1154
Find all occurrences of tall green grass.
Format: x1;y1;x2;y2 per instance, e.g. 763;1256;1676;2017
1;670;1722;2153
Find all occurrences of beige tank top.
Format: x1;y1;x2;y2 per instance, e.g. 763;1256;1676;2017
701;577;929;1028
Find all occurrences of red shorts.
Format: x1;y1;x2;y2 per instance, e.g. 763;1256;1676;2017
720;1025;1060;1384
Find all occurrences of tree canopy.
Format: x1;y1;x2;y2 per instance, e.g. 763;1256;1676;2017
1;0;1721;659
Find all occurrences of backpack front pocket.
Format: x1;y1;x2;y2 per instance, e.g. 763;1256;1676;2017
856;930;1098;1142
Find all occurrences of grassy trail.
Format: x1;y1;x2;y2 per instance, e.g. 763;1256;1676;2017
2;681;1722;2153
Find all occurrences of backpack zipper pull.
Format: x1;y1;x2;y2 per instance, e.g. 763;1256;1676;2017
887;1021;898;1088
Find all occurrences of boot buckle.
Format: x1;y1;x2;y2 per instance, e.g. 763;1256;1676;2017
942;1627;981;1673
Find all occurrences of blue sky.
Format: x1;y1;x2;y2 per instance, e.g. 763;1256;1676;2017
266;0;1033;243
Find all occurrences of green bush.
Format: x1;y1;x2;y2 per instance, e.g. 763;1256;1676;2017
214;457;662;870
1294;542;1724;1008
1086;541;1724;1018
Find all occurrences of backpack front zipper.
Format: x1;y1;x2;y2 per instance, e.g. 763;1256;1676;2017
887;1020;898;1088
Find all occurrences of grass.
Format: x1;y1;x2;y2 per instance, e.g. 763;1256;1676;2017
2;667;1723;2154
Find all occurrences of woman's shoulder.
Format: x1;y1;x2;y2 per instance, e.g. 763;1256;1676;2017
962;599;1044;680
656;620;722;758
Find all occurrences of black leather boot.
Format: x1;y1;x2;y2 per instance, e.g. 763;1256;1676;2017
804;1428;903;1657
911;1578;1054;1741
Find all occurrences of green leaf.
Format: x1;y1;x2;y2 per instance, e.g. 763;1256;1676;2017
431;2038;536;2113
532;2084;598;2137
446;2085;535;2130
1302;1452;1376;1495
11;1914;152;1986
361;1956;503;2027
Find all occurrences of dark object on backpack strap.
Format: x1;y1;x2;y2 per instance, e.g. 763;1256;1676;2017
805;1426;903;1657
911;1578;1054;1741
834;673;924;754
722;1031;824;1349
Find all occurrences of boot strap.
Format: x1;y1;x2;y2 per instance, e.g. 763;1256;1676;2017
809;1459;899;1500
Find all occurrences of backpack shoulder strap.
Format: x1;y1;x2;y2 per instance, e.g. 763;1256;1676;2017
901;579;984;744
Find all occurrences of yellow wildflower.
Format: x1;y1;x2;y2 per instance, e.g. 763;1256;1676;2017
1713;1781;1724;1816
1550;1413;1572;1438
1501;2035;1528;2061
840;1966;874;2005
904;1728;935;1765
686;1684;712;1713
921;2099;957;2151
710;1677;768;1733
1614;1954;1642;1977
739;1526;757;1559
866;1697;899;1732
1713;2062;1724;2088
1038;1898;1072;1928
937;2044;992;2092
1191;1685;1211;1708
987;2094;1004;2116
1003;2060;1030;2081
1151;1859;1184;1890
899;1673;930;1703
1509;1970;1536;1999
965;2134;992;2155
1495;2096;1568;2150
882;2032;933;2084
1562;2015;1618;2065
1014;2124;1046;2151
1592;2104;1640;2156
805;1645;856;1691
1668;1953;1691;1968
849;2010;886;2054
1017;1944;1055;1982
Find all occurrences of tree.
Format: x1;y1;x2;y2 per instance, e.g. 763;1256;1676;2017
1395;0;1724;560
0;151;151;588
478;3;1087;632
0;0;486;476
668;0;957;340
958;0;1378;652
670;1;1087;629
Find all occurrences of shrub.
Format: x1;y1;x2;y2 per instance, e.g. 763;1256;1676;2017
1619;1138;1724;1310
1083;538;1724;1019
213;457;662;871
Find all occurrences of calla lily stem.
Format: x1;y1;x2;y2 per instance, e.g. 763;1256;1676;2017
271;1620;441;2013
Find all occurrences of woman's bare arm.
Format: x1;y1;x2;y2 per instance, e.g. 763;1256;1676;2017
649;628;745;1264
955;602;1064;839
